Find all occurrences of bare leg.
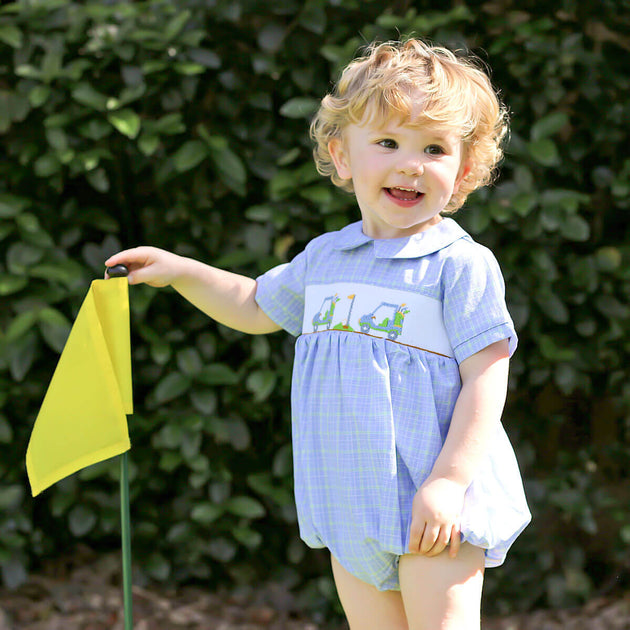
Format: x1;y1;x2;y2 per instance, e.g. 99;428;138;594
399;543;484;630
330;555;408;630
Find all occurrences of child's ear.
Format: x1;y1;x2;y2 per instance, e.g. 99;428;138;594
328;137;352;180
454;162;471;192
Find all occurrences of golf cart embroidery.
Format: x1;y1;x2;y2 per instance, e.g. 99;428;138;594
309;292;410;341
302;283;454;358
358;302;409;340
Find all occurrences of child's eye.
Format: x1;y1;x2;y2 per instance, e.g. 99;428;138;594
425;144;445;155
377;138;398;149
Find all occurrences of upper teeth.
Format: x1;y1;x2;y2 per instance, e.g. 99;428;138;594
395;187;417;192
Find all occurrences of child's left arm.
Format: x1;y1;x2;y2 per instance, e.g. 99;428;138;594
408;338;511;559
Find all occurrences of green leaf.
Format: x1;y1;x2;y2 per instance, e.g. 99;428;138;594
541;189;589;213
8;331;38;381
38;307;71;353
107;109;141;139
206;141;247;195
176;347;203;375
226;418;250;451
0;193;29;217
138;133;160;156
208;537;237;562
0;485;23;509
0;89;29;132
188;48;221;69
164;9;192;40
154;423;183;449
197;363;239;386
190;389;217;415
257;22;286;53
191;502;223;524
85;167;110;193
531;112;569;141
595;247;622;272
0;415;13;443
78;118;112;141
68;505;97;537
173;140;207;172
245;204;274;222
232;525;263;549
150;340;171;365
71;82;109;111
272;444;293;477
512;192;537;217
152;372;192;404
7;242;44;272
246;370;276;402
279;97;319;119
0;24;23;48
268;170;296;200
225;496;266;518
159;451;182;472
538;335;577;362
29;85;51;107
560;215;590;241
0;275;27;295
247;472;292;505
153;112;185;135
181;430;202;459
6;310;39;341
595;295;630;320
145;552;171;581
0;222;13;241
535;289;570;324
554;363;579;396
298;0;327;34
528;138;560;166
34;153;61;177
174;62;205;76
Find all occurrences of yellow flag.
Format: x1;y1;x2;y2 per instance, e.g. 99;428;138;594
26;278;133;497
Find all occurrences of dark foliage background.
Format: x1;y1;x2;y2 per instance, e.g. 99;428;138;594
1;0;629;620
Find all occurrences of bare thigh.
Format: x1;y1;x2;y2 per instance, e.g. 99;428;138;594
330;555;408;630
399;543;485;630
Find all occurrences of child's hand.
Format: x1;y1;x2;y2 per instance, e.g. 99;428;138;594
408;477;466;559
105;247;182;287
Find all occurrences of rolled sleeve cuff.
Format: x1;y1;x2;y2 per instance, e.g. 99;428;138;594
452;323;517;364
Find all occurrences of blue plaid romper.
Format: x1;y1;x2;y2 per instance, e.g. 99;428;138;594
255;219;530;590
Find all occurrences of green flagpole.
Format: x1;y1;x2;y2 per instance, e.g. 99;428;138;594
107;264;134;629
120;451;133;629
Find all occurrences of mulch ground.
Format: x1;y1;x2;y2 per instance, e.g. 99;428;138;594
1;551;630;630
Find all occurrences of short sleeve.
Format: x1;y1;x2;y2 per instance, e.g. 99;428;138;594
255;250;307;337
442;245;517;364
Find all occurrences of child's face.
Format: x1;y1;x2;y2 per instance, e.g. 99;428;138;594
328;111;470;239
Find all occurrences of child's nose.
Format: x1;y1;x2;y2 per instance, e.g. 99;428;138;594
397;154;424;176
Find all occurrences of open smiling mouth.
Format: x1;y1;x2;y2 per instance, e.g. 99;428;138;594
385;187;424;201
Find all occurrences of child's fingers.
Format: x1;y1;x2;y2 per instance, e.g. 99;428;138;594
448;524;461;558
104;247;170;286
126;264;163;286
408;521;425;553
105;246;157;270
419;523;447;555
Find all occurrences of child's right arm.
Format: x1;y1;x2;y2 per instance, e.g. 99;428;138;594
105;246;281;335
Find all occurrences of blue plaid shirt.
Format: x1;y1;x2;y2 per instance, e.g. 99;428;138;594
256;219;530;584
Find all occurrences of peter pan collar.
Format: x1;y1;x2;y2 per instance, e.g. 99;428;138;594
333;218;470;259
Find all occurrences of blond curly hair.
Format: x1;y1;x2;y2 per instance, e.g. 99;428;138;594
310;38;509;213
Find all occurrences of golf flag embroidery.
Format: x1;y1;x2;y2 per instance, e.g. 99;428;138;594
26;278;133;497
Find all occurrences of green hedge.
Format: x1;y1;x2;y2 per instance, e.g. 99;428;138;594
1;0;629;617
